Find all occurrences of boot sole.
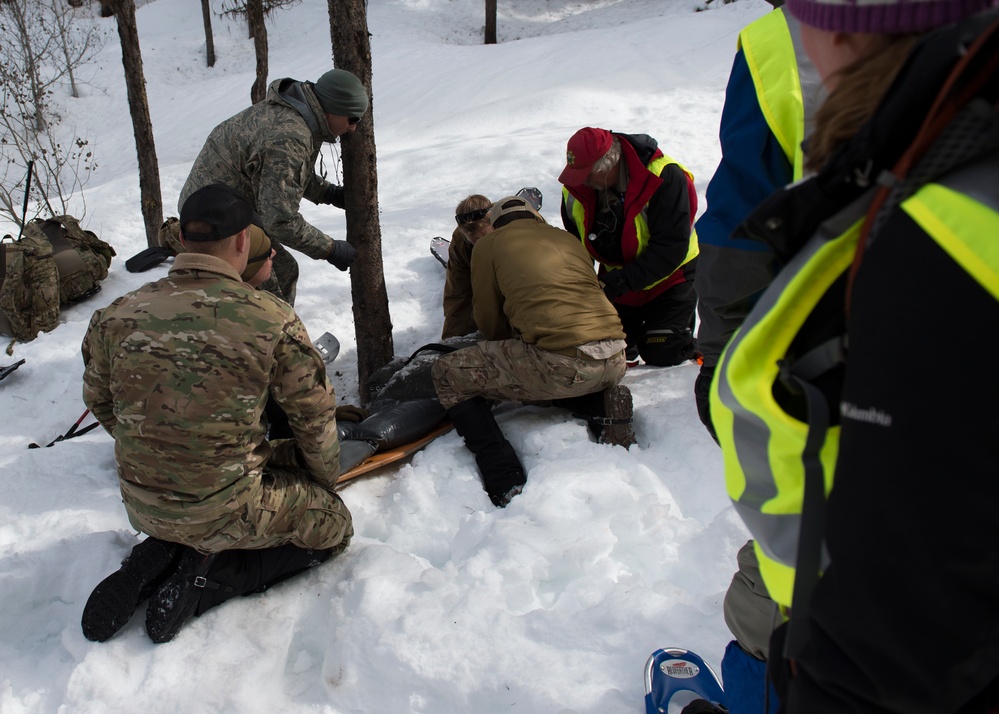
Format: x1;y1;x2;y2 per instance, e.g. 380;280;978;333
81;539;180;642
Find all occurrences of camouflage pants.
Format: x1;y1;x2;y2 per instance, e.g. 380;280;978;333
256;242;300;305
134;441;353;554
431;338;626;409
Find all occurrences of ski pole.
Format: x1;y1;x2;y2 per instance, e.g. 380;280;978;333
28;409;101;449
0;359;26;383
15;161;33;243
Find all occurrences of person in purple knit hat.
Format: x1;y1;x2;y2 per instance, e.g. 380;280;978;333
698;0;999;713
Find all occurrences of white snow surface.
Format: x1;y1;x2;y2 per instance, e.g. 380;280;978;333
0;0;773;711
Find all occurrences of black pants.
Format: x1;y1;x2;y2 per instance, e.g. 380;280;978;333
615;280;697;366
195;543;341;616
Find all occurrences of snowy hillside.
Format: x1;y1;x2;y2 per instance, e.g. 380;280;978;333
0;0;771;711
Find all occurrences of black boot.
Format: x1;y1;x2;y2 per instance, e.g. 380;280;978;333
195;544;337;614
81;537;183;642
145;544;339;643
599;384;636;448
554;385;635;447
145;548;221;644
447;397;526;507
681;701;729;714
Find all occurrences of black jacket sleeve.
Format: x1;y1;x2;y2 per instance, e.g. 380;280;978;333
619;163;692;291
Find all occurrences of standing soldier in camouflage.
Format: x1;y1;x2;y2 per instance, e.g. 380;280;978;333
80;185;353;644
178;68;367;304
431;196;635;509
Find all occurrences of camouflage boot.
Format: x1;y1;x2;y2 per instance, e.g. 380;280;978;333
81;537;183;642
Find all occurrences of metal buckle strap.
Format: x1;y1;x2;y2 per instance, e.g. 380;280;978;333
193;574;233;593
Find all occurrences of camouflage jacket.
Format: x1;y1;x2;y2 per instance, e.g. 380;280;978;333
178;78;338;260
470;219;625;351
81;253;340;539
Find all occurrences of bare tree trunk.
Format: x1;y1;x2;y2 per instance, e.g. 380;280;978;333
5;0;48;132
485;0;497;45
106;0;162;247
327;0;393;404
201;0;216;67
247;0;268;104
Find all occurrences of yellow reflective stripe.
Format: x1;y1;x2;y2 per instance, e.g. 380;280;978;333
754;541;796;610
563;187;587;244
902;184;999;301
629;154;699;289
739;10;805;179
713;218;859;608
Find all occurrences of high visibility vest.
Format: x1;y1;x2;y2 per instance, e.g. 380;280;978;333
738;9;816;182
710;157;999;609
563;153;699;294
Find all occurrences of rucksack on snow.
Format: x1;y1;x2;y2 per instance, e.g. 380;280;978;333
0;215;115;342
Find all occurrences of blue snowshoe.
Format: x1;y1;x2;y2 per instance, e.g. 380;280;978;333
644;647;727;714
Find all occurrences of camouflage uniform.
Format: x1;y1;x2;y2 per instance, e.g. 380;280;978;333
178;78;342;304
432;220;627;408
82;252;352;553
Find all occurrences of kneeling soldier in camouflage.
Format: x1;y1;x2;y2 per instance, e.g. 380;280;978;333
80;184;352;644
431;196;635;509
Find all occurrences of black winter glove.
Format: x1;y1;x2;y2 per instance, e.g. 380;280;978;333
326;240;356;271
322;185;346;208
600;270;630;301
694;365;719;444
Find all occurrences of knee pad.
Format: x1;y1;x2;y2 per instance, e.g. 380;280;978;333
639;328;696;366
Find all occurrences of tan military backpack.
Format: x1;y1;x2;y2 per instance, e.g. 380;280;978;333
0;216;115;342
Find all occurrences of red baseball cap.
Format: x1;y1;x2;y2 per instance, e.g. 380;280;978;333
558;127;613;186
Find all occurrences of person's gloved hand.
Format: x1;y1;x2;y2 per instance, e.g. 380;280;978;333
326;240;356;271
335;404;369;422
694;364;719;444
600;270;630;301
322;184;346;208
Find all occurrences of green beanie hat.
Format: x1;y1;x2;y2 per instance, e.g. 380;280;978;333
313;69;369;117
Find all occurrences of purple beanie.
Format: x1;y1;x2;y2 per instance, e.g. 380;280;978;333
786;0;997;33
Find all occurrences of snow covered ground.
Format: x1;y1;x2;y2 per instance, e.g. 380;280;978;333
0;0;773;710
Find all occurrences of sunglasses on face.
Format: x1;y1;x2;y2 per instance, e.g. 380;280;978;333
247;247;275;265
348;116;361;125
455;207;489;225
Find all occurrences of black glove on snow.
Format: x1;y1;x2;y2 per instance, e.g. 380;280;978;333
600;270;630;301
322;185;346;208
694;365;719;444
326;240;356;271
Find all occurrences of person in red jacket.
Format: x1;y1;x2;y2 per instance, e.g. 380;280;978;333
559;127;699;367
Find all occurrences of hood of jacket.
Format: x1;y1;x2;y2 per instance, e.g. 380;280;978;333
617;132;659;165
266;77;338;145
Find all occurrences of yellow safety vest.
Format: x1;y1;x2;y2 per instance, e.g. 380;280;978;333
711;158;999;609
739;9;816;181
563;153;699;292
